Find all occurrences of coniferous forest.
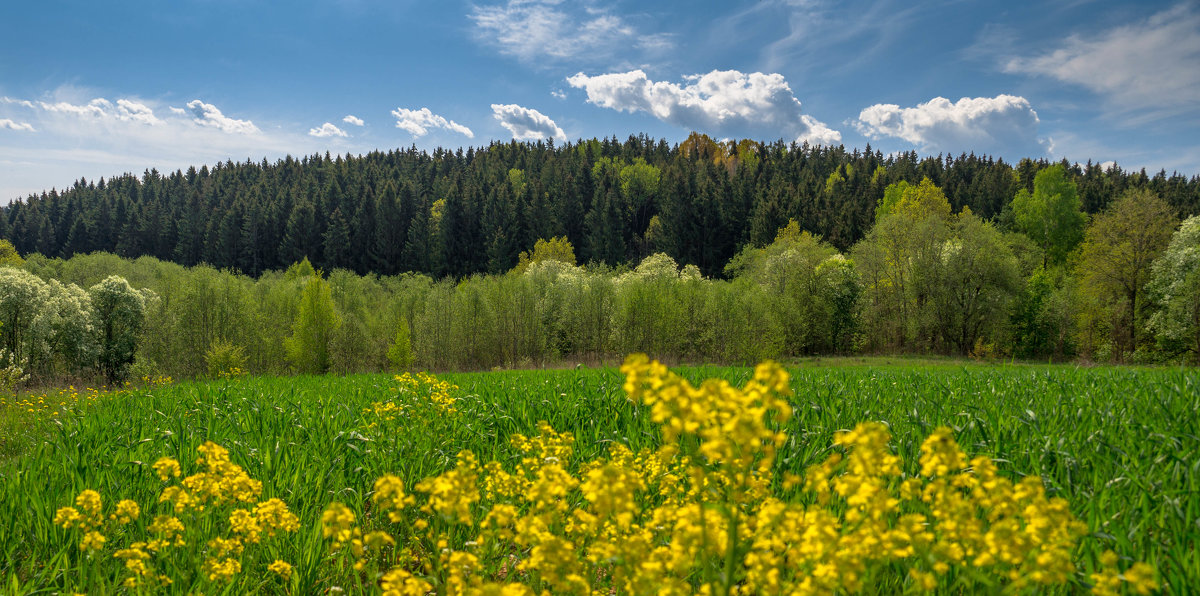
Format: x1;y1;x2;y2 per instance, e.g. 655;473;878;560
3;133;1198;278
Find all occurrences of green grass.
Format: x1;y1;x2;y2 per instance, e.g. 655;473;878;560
1;361;1197;593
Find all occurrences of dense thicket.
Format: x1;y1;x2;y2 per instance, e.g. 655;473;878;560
4;134;1198;279
2;192;1197;386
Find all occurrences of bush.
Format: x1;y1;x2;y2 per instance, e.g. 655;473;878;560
204;339;248;379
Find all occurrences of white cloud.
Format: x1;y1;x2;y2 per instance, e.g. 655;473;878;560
185;100;259;134
550;89;567;100
342;114;364;126
0;119;35;132
854;95;1047;157
469;0;671;65
309;122;348;138
115;99;161;125
27;97;162;125
566;69;840;144
391;107;474;139
0;89;340;203
0;97;36;109
491;104;565;140
1005;4;1200;114
798;115;840;146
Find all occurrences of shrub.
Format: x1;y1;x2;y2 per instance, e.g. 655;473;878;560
204;339;248;379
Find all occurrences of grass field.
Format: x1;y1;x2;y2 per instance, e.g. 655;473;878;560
1;360;1196;594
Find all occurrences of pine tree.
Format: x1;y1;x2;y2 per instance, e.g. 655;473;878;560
322;208;352;271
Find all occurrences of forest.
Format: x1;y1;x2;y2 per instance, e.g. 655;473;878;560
2;133;1198;279
1;133;1198;385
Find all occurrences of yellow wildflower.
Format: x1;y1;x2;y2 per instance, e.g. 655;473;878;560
321;502;357;543
372;474;414;522
254;498;300;536
203;557;241;582
229;508;262;543
112;499;140;524
152;457;181;481
380;567;433;596
268;560;293;581
79;530;106;552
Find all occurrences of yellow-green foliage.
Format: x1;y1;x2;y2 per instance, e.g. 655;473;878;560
386;323;415;371
284;275;340;374
204;339;248;379
514;236;577;274
0;239;23;269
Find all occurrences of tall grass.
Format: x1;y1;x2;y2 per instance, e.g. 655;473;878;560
1;362;1196;592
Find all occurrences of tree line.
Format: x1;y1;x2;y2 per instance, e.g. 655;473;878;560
1;163;1197;389
2;134;1198;280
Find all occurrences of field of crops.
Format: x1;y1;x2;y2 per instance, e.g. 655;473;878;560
1;359;1197;594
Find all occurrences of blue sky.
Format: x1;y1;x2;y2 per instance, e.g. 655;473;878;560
2;0;1198;202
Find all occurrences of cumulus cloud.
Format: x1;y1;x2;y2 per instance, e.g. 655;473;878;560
1005;4;1200;114
566;69;840;144
470;0;671;65
391;107;474;139
342;114;364;126
798;115;841;146
491;104;565;140
185;100;259;134
308;122;348;138
854;95;1047;157
0;118;35;132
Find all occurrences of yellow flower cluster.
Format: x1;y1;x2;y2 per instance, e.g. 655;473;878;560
216;366;247;379
158;442;263;512
363;371;462;432
395;371;459;411
1;374;171;420
2;375;172;427
336;356;1157;595
52;441;299;591
1092;550;1159;595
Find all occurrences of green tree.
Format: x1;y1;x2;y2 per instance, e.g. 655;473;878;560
725;220;840;354
32;279;97;375
853;180;954;351
1011;165;1085;267
89;275;149;383
932;213;1020;355
1009;267;1075;360
284;274;341;374
1146;215;1200;362
0;267;50;365
1076;188;1177;359
514;236;577;273
875;178;952;222
386;322;416;370
814;255;861;353
0;239;23;268
322;208;352;271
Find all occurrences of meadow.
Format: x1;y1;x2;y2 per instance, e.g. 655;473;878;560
1;359;1196;594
